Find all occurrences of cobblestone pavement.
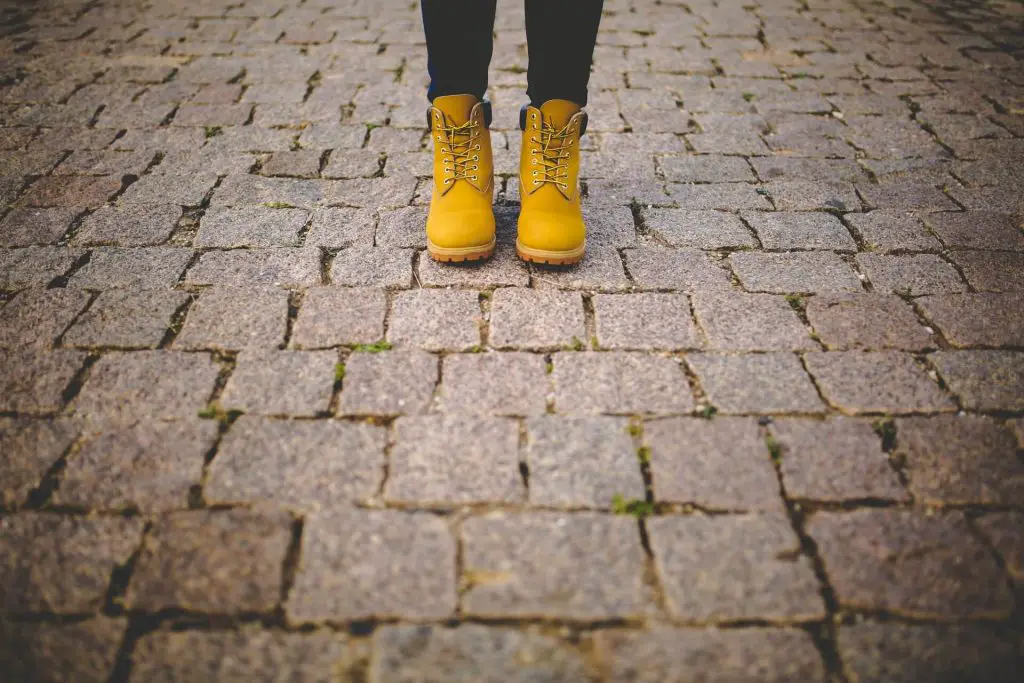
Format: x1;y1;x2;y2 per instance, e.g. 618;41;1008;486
2;0;1024;680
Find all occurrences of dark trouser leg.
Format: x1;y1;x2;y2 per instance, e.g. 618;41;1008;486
525;0;604;107
421;0;498;102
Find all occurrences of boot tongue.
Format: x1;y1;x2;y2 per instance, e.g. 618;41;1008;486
539;99;581;129
434;94;478;124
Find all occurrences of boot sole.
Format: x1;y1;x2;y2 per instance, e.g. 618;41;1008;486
427;237;496;263
515;240;586;265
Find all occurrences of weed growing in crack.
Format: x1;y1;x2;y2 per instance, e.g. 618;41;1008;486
568;336;585;351
626;422;642;438
197;403;242;423
765;434;783;463
334;363;346;382
700;404;718;419
353;340;393;353
742;92;756;102
545;360;554;374
261;201;296;209
612;494;654;518
204;126;222;139
636;446;651;465
872;416;897;451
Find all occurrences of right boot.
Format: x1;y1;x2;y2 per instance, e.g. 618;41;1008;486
425;94;496;262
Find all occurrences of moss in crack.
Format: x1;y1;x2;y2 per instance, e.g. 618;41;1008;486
636;446;651;465
765;434;783;463
334;363;346;382
261;201;296;209
612;494;654;518
700;404;718;419
742;92;756;102
568;336;585;351
204;126;222;139
353;340;393;353
197;402;242;424
872;416;897;451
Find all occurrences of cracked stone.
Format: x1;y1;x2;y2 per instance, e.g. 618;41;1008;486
220;350;336;416
974;512;1024;588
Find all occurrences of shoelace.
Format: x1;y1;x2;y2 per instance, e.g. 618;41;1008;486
531;120;573;189
436;117;480;185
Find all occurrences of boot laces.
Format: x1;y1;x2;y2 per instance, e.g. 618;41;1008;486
435;115;481;185
531;119;574;190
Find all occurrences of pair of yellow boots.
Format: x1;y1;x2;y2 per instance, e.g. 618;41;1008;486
425;95;587;265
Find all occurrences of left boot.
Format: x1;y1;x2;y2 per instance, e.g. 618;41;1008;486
516;99;588;265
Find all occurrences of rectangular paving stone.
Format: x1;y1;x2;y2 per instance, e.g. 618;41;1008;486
659;155;756;183
553;352;694;415
584;205;638;247
330;247;413;288
692;292;816;351
338;349;437;416
438;352;548;416
322;149;381;179
743;211;857;250
929;350;1024;411
806;350;954;414
63;288;189;349
593;628;827;683
837;622;1021;683
0;513;144;613
857;253;966;295
950;250;1024;292
805;293;932;351
624;246;734;292
857;179;959;212
916;293;1024;348
372;625;587;683
763;181;860;212
0;418;78;507
0;207;78;247
386;415;523;505
896;415;1023;505
72;351;219;427
0;348;86;414
647;514;825;622
730;251;863;294
844;210;943;252
73;204;182;247
305;208;376;248
645;417;783;512
0;288;90;350
489;289;585;350
0;617;127;683
287;509;456;622
975;512;1024;590
120;172;218;206
1;247;85;289
688;353;825;414
220;350;336;417
419;248;530;288
20;175;122;208
388;289;481;351
751;157;865;184
260;150;323;178
125;509;292;613
640;208;756;249
69;247;193;289
129;629;347;683
525;416;645;508
185;248;321;287
376;206;427;249
461;512;648;620
55;420;218;513
922;211;1024;251
771;418;907;502
195;205;310;247
207;416;385;511
175;286;288;351
593;293;702;351
807;509;1012;618
290;287;386;349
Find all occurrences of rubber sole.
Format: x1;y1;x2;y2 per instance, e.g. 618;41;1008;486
515;239;586;265
427;237;496;263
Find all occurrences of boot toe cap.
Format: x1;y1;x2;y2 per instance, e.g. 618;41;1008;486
517;211;586;253
426;209;496;249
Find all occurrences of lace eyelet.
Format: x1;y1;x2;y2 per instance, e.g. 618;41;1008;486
533;180;539;186
444;179;451;184
531;159;537;164
472;155;479;160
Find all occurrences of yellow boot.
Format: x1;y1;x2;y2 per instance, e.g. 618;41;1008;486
516;99;587;265
425;94;495;262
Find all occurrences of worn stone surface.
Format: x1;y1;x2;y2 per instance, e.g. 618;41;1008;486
647;514;825;622
291;287;386;349
688;353;824;414
195;205;310;247
0;418;78;507
69;247;192;289
0;208;77;247
808;509;1012;618
462;513;648;619
922;211;1024;251
641;208;757;249
0;246;83;288
624;246;734;292
0;347;86;414
0;288;90;350
805;294;932;350
974;512;1024;587
73;204;182;247
220;350;336;416
439;352;548;416
287;509;456;622
744;211;857;250
175;286;288;351
692;292;816;351
950;250;1024;292
805;351;954;414
489;288;585;350
930;350;1024;411
554;352;694;415
857;254;966;295
330;247;413;288
916;293;1024;348
63;288;188;349
0;617;127;683
388;289;481;351
125;509;292;613
185;248;320;287
338;349;437;416
730;251;863;293
0;513;144;613
593;293;703;350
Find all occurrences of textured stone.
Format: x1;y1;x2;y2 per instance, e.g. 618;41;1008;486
930;350;1024;411
808;509;1012;618
63;288;188;349
195;206;310;247
462;513;648;619
376;206;427;248
659;155;756;182
950;250;1024;292
857;254;966;295
21;175;122;208
0;419;78;507
207;417;385;511
641;208;757;248
772;418;906;501
129;629;347;683
0;288;90;350
291;287;386;349
338;350;437;416
260;150;322;178
692;292;815;351
896;415;1023;505
805;294;931;350
125;509;292;613
386;415;523;505
744;211;857;250
624;246;733;291
418;248;530;288
0;246;83;288
975;512;1024;587
730;252;863;293
489;289;584;350
73;204;182;247
185;248;320;287
0;348;86;414
530;246;631;292
0;513;144;613
554;352;694;415
439;352;548;416
594;628;827;683
72;351;219;427
175;286;288;351
593;293;702;350
120;172;217;206
647;514;824;622
305;207;375;248
287;509;456;622
805;351;954;414
923;211;1024;251
917;293;1024;348
844;210;942;252
0;207;77;247
220;350;336;416
688;353;824;414
70;247;192;289
0;617;127;683
388;289;481;351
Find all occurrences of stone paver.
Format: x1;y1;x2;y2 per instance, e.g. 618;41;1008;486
69;247;192;289
641;208;757;249
0;617;127;683
730;251;863;293
220;350;336;416
489;289;585;350
0;418;78;507
438;352;548;416
175;286;288;351
0;288;90;350
688;353;824;414
804;351;954;414
916;293;1024;348
743;211;857;250
73;204;182;247
930;350;1024;411
185;248;320;287
593;293;703;350
805;293;932;350
291;287;386;349
692;292;816;351
554;352;694;415
624;246;733;292
388;289;481;351
195;206;310;247
62;288;188;349
857;253;966;295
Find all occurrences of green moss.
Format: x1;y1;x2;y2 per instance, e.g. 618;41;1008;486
700;404;718;419
260;201;296;209
197;403;242;423
353;340;393;353
334;363;346;382
742;92;757;102
626;422;642;438
569;336;585;351
611;494;654;518
637;446;651;465
204;126;222;139
545;360;554;374
872;416;897;450
765;434;783;463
